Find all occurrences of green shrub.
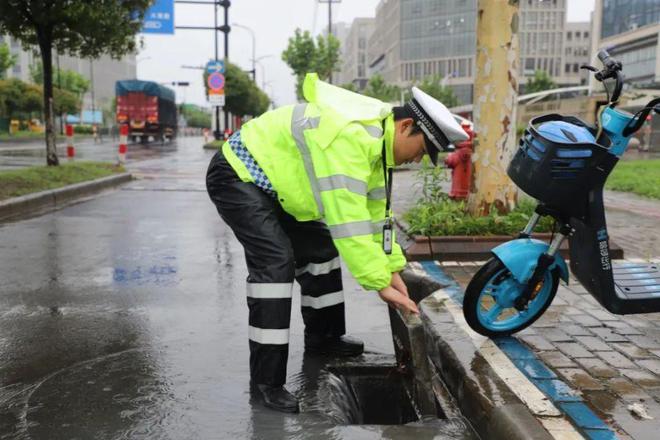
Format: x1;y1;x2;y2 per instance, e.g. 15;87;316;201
73;124;94;134
403;196;555;236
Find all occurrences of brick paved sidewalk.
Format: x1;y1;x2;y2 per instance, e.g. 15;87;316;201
442;260;660;440
605;191;660;260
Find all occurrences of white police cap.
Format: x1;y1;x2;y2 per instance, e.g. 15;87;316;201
408;87;469;164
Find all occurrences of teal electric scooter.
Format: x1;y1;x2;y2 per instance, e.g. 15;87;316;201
463;50;660;337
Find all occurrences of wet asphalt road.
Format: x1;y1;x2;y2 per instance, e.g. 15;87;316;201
0;137;173;171
0;137;472;439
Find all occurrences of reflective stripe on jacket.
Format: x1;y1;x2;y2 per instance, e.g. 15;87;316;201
222;73;406;291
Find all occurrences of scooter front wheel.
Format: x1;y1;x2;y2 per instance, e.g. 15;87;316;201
463;257;559;337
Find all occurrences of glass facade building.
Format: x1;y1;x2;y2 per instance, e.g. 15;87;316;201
597;0;660;86
601;0;660;39
368;0;579;105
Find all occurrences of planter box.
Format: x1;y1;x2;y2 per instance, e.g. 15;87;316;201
395;219;624;262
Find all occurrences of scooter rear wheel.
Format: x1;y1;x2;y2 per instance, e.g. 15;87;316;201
463;257;559;337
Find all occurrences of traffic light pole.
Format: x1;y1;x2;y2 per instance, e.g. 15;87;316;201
176;0;230;140
221;1;230;137
214;1;220;139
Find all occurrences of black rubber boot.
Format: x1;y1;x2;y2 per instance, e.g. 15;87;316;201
255;384;300;413
304;334;364;357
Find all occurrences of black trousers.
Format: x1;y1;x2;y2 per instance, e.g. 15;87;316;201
206;151;345;386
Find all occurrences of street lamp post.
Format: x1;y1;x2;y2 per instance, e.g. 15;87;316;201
253;55;272;90
318;0;342;84
232;23;256;82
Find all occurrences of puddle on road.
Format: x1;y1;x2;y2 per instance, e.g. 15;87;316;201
0;349;479;440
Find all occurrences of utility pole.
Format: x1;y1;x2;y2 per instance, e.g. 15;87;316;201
468;0;520;216
90;59;96;126
319;0;341;84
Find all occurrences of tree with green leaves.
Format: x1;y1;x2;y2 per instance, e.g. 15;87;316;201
281;28;341;99
525;70;556;94
0;43;17;79
340;83;358;92
0;0;151;165
53;87;80;116
414;75;459;108
31;61;88;131
0;77;79;127
203;61;269;118
363;75;400;103
0;78;42;119
30;61;90;97
181;104;211;129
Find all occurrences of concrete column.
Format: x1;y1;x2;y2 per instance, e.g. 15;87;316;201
588;0;604;96
468;0;520;216
655;29;660;84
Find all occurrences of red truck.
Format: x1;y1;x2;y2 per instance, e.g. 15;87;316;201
115;80;177;143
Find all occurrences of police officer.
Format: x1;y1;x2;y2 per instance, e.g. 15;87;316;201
206;73;468;413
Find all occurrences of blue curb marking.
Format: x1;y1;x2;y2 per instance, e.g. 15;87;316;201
420;261;463;301
419;260;620;440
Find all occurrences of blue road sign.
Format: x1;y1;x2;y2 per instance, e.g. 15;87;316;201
143;0;174;34
206;60;225;74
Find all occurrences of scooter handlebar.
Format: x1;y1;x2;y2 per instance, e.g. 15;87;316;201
598;49;618;71
594;49;624;104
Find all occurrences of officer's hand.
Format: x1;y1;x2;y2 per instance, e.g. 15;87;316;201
378;285;419;315
390;272;409;298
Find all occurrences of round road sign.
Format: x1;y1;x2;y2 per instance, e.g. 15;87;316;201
207;72;225;90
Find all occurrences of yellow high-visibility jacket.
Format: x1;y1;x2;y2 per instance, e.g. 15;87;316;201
222;73;406;291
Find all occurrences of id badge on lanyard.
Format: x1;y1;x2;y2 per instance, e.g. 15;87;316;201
381;121;393;255
383;217;393;254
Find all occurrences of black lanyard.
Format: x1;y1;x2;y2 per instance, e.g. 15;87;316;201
381;143;393;216
381;121;393;254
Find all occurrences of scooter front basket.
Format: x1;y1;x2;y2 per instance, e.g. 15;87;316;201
508;114;613;217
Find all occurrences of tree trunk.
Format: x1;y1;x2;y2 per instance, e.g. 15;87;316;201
38;31;59;166
468;0;520;216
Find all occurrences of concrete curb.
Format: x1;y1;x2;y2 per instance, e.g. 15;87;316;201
401;268;556;440
0;173;132;221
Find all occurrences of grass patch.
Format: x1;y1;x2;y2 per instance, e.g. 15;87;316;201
0;131;45;141
0;132;93;142
0;162;125;201
403;197;555;236
203;140;224;150
605;159;660;199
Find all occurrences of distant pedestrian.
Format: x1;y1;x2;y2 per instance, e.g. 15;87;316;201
206;73;468;413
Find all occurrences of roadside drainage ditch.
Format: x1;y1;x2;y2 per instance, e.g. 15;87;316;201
314;269;481;439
